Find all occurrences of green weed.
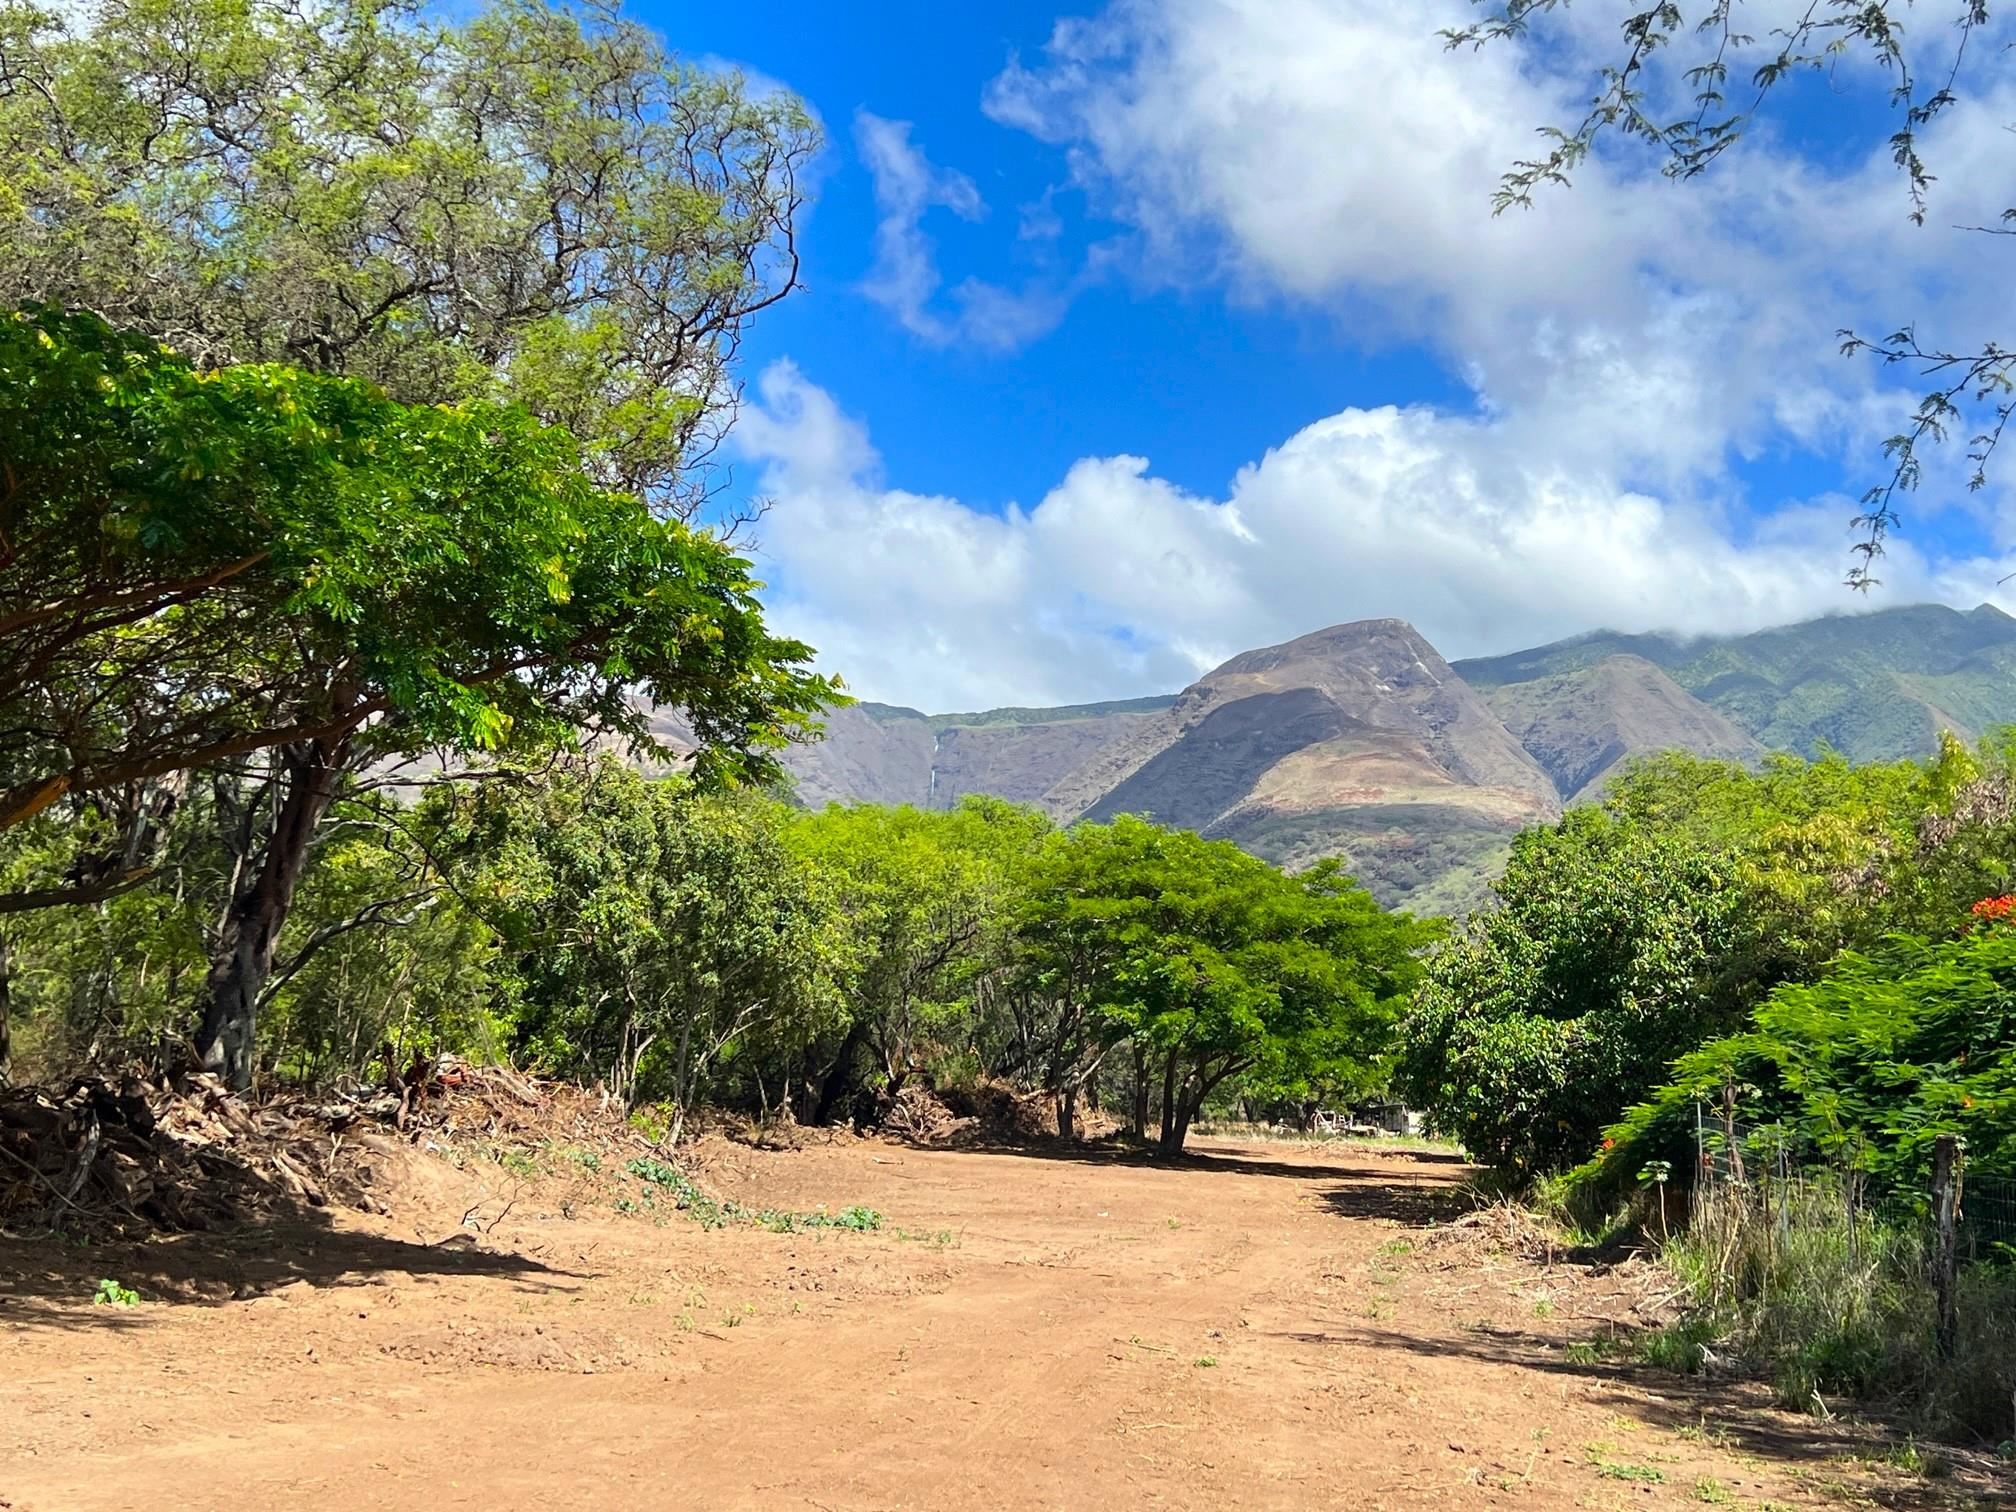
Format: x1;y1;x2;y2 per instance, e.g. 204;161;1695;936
1593;1461;1664;1483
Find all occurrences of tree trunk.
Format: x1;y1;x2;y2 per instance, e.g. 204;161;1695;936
1159;1065;1202;1156
1056;1084;1077;1140
0;928;12;1084
1130;1043;1148;1138
1159;1048;1179;1147
1158;1057;1249;1155
811;1018;866;1125
194;737;348;1091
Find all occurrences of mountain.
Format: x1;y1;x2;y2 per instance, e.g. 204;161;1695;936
767;696;1175;811
1053;621;1562;913
729;602;2016;916
1476;654;1762;801
1455;603;2016;764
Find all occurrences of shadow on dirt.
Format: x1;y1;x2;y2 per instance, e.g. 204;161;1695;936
1271;1321;2016;1509
933;1132;1469;1183
1314;1176;1481;1227
913;1133;1485;1227
0;1217;582;1333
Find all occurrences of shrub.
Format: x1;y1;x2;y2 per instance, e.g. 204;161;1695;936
1653;1177;2016;1441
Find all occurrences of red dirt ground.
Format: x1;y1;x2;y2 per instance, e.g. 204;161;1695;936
1;1134;2005;1510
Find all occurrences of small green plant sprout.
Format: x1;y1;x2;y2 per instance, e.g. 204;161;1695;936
1193;1355;1218;1367
1595;1461;1664;1483
1638;1159;1674;1239
93;1278;140;1307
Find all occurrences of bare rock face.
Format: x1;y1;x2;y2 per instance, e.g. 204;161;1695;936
1477;654;1763;802
1061;620;1562;912
774;705;938;810
761;699;1172;815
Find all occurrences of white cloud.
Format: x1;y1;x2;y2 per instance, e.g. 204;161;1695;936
982;0;2016;494
750;3;2016;709
737;362;2016;710
853;111;1072;351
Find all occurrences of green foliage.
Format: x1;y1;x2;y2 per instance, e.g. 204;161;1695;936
0;0;816;514
1404;738;2016;1180
0;305;833;837
786;796;1049;1113
1016;816;1433;1148
1399;809;1743;1174
0;0;826;1086
93;1278;140;1307
457;760;843;1139
1590;925;2016;1197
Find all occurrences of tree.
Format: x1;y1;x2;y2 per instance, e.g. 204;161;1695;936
1017;817;1427;1150
1398;810;1745;1174
458;759;841;1145
785;798;1050;1124
0;0;824;1089
1447;1;2011;581
1403;736;2016;1178
1590;922;2016;1201
1;309;833;1086
0;0;814;516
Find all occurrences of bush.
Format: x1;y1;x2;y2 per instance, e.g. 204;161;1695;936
1582;923;2016;1205
1398;811;1744;1175
1653;1176;2016;1442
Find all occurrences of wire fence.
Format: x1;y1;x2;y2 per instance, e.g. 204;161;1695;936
1693;1103;2016;1265
1965;1172;2016;1260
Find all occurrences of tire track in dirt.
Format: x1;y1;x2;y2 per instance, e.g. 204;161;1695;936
1;1138;1991;1510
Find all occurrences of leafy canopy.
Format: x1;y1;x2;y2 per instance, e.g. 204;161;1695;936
1018;816;1432;1149
0;0;816;515
1399;808;1744;1174
1590;923;2016;1200
0;306;833;834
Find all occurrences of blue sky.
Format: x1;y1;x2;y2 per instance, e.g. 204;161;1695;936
639;1;2016;712
672;0;1471;512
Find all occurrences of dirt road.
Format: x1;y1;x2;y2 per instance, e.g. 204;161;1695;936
0;1136;1990;1510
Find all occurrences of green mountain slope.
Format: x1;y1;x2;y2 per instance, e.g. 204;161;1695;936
1479;654;1762;801
1455;603;2016;763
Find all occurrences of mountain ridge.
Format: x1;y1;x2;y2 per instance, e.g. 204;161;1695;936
759;602;2016;913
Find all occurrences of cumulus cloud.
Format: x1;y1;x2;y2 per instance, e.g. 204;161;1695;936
982;0;2016;492
737;362;2016;710
757;3;2016;708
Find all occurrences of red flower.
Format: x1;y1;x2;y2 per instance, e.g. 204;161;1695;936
1967;895;2016;930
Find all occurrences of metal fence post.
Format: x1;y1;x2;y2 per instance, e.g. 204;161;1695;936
1931;1133;1964;1359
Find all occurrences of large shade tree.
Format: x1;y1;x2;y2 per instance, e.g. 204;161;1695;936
0;0;813;516
0;308;831;1086
0;0;825;1086
1016;817;1429;1150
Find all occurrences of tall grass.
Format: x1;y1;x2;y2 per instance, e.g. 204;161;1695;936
1653;1176;2016;1445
